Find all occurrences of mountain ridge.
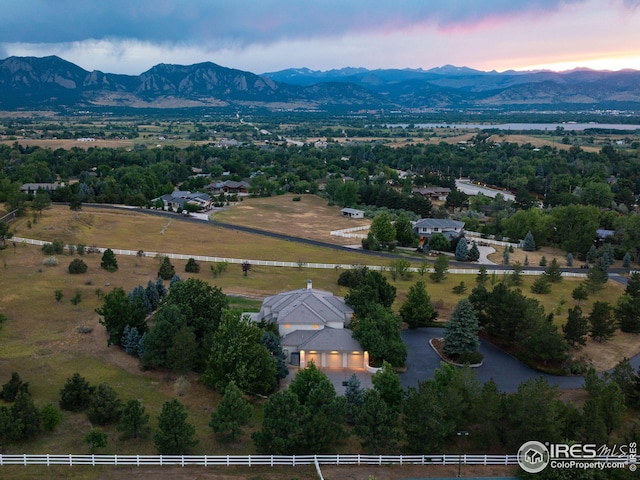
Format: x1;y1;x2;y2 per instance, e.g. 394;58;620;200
1;55;639;112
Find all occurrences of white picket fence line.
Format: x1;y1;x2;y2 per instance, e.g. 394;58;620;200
330;226;369;239
0;453;520;467
13;236;587;278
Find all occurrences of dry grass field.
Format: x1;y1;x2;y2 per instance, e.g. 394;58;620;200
0;197;634;479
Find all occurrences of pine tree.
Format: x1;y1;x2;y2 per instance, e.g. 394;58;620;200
59;373;95;412
544;258;563;282
563;306;588;347
100;248;118;272
467;241;480;262
539;255;547;267
572;283;589;304
523;230;536;251
502;247;510;265
566;252;574;267
430;254;449;283
531;275;551;294
476;265;488;286
117;399;151;440
455;237;469;261
11;390;41;441
524;255;529;266
209;381;253;442
623;252;632;269
354;389;401;454
345;374;364;425
510;262;524;286
0;372;29;402
154;399;198;454
443;298;480;357
589;302;617;342
158;256;176;280
87;383;122;425
399;280;438;328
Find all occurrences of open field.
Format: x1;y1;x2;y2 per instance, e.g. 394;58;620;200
212;193;370;244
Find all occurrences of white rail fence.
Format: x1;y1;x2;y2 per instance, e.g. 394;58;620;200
13;236;587;278
330;226;369;239
0;453;520;467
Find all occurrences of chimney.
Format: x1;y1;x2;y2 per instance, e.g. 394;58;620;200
306;279;312;290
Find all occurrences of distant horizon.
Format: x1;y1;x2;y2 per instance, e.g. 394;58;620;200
1;1;639;76
3;54;640;77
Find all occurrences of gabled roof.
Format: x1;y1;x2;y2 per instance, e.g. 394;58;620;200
299;327;362;352
414;218;465;230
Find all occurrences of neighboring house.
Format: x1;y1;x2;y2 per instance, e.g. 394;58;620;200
205;179;250;195
413;218;465;241
250;281;368;370
154;190;212;211
20;183;61;195
412;186;452;201
341;208;365;219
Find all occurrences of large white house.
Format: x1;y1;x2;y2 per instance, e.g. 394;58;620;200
413;218;465;241
250;281;368;370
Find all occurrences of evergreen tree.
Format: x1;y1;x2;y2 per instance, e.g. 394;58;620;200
502;247;510;265
476;265;488;286
623;252;632;268
524;255;529;266
0;372;29;402
455;236;469;261
402;380;451;452
468;241;480;262
117;399;151;440
372;362;404;413
586;245;599;264
158;256;176;280
531;275;551;294
345;374;364;425
129;285;152;314
589;302;617;342
209;381;253;442
96;287;148;347
566;252;574;267
261;331;289;381
167;325;197;374
121;325;143;355
100;248;118;272
443;298;480;357
510;262;524;286
626;272;640;298
252;390;304;454
11;390;41;441
616;294;640;334
430;254;449;283
539;255;547;267
0;406;20;449
544;258;563;282
185;257;200;273
452;281;467;294
584;265;607;293
571;283;589;304
563;306;588;347
87;383;122;425
145;280;161;311
354;389;401;454
154;399;198;454
399;280;437;328
59;373;95;412
155;277;167;299
523;230;536;251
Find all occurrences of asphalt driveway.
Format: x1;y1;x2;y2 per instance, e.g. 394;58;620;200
400;328;585;393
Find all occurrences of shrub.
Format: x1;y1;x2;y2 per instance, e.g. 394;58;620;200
185;258;200;273
43;256;59;266
292;196;301;201
457;351;484;365
68;258;88;274
158;257;175;280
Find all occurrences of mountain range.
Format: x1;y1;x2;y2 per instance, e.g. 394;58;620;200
1;55;640;113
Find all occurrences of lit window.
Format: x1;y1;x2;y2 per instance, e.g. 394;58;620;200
285;324;290;329
313;324;318;329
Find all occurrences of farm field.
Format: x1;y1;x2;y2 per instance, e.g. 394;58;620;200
0;198;633;477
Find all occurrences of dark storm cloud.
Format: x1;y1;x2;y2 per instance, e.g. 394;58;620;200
0;0;586;46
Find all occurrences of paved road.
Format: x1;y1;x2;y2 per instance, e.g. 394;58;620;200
401;328;585;393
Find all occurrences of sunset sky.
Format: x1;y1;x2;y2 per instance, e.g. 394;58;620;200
1;0;639;75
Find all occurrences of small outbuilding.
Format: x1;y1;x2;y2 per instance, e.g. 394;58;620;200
341;208;365;219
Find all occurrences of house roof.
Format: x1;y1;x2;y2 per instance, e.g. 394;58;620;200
341;208;364;214
299;327;362;352
414;218;465;230
257;287;353;327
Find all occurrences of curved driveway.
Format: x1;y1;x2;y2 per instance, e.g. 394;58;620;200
400;328;585;393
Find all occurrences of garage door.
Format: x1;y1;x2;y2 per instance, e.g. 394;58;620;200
347;352;364;369
305;351;321;368
326;352;343;369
